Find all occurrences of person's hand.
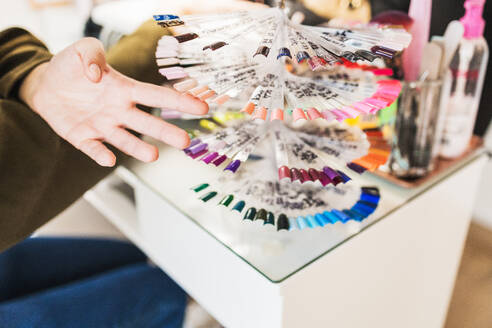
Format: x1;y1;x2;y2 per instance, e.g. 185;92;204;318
19;37;208;167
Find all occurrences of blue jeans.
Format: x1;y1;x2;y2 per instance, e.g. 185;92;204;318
0;237;187;328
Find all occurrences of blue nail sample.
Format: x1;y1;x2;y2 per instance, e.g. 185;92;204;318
360;193;380;204
336;170;351;183
277;47;292;59
305;215;319;228
315;213;328;226
323;211;339;224
332;209;350;223
343;209;363;222
296;216;309;230
288;217;298;230
154;14;180;21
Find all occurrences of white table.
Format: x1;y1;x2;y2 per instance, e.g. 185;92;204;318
85;145;487;328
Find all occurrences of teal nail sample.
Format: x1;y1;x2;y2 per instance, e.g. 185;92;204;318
232;200;245;213
264;212;275;225
200;191;217;202
243;207;256;220
192;183;209;192
219;194;234;207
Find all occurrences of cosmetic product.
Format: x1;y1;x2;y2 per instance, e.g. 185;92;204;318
402;0;432;81
439;0;489;158
153;8;411;122
191;174;381;232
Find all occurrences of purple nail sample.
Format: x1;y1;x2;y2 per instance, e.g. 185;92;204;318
189;143;208;155
224;160;241;173
202;152;219;164
190;149;207;159
213;155;227;166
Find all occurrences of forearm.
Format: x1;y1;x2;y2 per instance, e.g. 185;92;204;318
0;30;111;251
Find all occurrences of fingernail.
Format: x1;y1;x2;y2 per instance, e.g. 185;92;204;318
202;152;219;164
278;166;291;180
308;168;319;181
299;169;312;183
318;171;331;186
224;160;241;173
255;209;267;221
200;191;217;202
277;214;289;231
191;183;209;192
213;155;227;166
219;194;234;207
89;63;101;81
243;207;256;220
290;168;302;182
232;200;245;212
264;212;275;225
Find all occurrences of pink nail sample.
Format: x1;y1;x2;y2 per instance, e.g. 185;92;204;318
270;108;284;121
292;108;307;121
306;107;322;120
212;94;230;105
174;79;197;92
189;85;209;96
252;107;267;120
198;90;216;101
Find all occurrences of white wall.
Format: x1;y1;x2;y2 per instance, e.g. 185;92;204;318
473;125;492;230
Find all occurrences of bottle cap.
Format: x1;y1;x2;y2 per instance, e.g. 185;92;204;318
460;0;486;39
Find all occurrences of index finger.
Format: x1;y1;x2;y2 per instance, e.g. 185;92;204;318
131;80;209;115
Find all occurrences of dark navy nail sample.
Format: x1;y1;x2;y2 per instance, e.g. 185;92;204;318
347;162;366;174
277;214;289;231
277;47;292;59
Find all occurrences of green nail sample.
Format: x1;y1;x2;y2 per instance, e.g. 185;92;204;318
192;183;209;192
219;194;234;207
243;207;256;220
264;212;275;225
232;200;245;212
200;191;217;202
255;209;267;221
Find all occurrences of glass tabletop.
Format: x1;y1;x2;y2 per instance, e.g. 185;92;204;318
123;141;485;282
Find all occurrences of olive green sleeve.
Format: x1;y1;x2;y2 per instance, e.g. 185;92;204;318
0;22;166;252
0;28;53;100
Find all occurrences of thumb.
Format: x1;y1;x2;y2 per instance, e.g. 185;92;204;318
74;37;107;83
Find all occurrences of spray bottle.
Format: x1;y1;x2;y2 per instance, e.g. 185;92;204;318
440;0;489;158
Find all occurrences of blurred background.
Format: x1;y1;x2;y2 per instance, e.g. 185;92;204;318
0;0;491;327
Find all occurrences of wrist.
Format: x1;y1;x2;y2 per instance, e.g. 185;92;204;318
19;62;48;114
